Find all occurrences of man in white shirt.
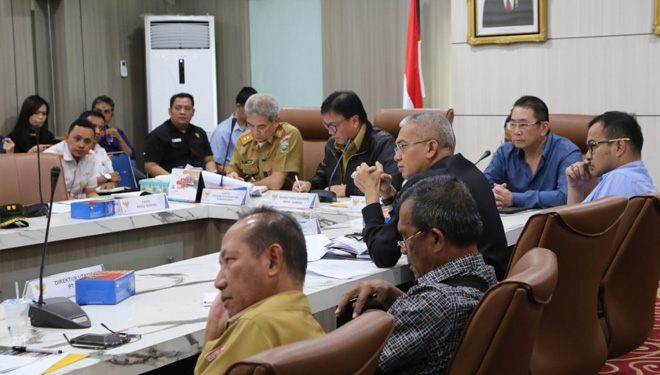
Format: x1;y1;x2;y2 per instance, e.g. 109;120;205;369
79;110;121;190
45;119;99;199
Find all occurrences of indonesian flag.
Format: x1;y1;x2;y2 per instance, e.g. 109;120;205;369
403;0;425;109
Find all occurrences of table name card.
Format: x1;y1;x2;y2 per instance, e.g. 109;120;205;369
116;193;169;215
25;264;104;300
348;196;367;212
201;188;250;206
268;191;319;209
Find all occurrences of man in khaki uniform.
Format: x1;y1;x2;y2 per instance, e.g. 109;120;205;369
194;207;324;375
226;94;303;190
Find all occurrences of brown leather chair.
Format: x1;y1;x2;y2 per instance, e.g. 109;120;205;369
225;309;395;375
372;108;454;139
0;152;67;205
599;192;660;358
448;247;558;375
506;195;628;375
278;107;325;180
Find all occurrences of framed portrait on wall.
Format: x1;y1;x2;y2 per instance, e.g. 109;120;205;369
467;0;547;45
654;0;660;35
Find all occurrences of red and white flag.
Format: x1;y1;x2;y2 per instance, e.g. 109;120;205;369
403;0;425;109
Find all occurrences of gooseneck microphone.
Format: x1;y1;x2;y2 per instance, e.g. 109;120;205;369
474;150;491;166
311;137;353;203
26;125;49;217
220;117;238;187
29;166;91;329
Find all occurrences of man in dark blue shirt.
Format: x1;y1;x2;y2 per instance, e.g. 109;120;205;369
484;96;582;209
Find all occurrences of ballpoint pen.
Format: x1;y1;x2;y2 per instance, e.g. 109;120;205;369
295;175;302;191
12;346;63;354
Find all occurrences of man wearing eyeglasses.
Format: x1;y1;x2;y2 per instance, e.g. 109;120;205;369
484;95;582;209
292;91;397;197
336;176;497;375
566;111;656;204
226;94;303;190
354;112;508;280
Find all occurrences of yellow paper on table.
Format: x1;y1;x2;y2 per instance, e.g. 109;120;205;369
329;202;348;207
42;353;89;374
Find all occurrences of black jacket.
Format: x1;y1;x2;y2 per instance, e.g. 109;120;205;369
363;153;510;280
308;122;398;196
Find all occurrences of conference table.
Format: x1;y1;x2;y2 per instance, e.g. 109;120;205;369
0;195;535;374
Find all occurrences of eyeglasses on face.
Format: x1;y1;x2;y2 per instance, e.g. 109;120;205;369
505;121;543;131
586;137;630;154
397;230;423;249
394;140;430;154
321;118;346;133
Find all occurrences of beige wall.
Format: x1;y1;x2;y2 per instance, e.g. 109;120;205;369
450;0;660;186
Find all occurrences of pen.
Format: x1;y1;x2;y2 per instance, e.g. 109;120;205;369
12;346;63;354
348;292;378;304
295;175;302;191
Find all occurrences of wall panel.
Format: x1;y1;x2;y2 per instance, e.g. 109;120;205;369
0;0;19;134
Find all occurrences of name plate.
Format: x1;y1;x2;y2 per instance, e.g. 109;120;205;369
268;191;319;209
348;195;367;212
24;265;105;300
298;219;321;235
116;193;169;214
201;188;250;206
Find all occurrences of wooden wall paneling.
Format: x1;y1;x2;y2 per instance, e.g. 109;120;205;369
49;0;85;136
420;0;452;109
0;0;19;135
175;0;252;122
321;0;408;120
10;0;36;108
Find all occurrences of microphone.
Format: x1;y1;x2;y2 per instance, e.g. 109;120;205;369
474;150;491;165
220;117;238;187
311;137;353;203
26;125;49;217
29;166;91;329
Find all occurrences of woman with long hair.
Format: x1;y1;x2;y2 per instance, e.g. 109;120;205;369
7;95;56;153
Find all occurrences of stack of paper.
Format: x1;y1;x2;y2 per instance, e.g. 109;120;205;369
202;171;267;196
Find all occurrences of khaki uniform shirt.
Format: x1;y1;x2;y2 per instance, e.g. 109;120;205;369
194;291;324;375
226;122;303;190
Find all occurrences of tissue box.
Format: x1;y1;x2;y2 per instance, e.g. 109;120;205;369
71;200;115;219
139;178;169;194
75;270;136;305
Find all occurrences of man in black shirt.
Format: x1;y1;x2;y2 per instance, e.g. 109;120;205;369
354;112;509;280
144;93;215;176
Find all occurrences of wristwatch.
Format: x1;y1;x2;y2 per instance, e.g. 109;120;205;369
104;173;112;183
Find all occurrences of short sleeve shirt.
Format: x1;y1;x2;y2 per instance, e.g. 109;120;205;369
225;122;303;190
45;141;98;198
144;120;213;173
93;144;114;175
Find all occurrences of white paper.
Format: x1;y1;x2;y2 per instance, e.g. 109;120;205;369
306;259;380;279
24;265;104;300
116;194;169;215
49;203;71;214
305;234;332;261
329;236;368;255
201;171;266;196
203;292;218;307
268;191;318;209
200;188;249;206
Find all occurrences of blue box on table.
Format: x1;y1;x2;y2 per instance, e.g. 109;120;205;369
75;270;136;305
71;199;115;219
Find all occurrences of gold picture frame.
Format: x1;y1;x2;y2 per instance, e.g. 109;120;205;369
654;0;660;35
468;0;547;45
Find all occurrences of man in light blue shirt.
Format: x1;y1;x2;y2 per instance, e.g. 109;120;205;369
566;111;657;204
484;96;582;209
210;87;257;173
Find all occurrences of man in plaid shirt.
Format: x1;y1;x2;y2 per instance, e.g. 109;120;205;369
336;175;497;375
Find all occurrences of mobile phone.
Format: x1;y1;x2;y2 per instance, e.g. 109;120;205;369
69;333;124;349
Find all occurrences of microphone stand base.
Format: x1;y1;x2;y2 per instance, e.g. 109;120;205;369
311;190;337;203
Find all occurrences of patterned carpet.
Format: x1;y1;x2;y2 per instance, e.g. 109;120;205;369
599;285;660;374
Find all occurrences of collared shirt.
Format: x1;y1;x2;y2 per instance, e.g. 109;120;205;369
98;128;135;160
484;132;582;208
45;141;98;199
210;113;246;166
379;253;497;375
225;122;303;190
584;160;657;202
92;144;114;175
333;123;367;182
144;120;213;173
194;291;324;375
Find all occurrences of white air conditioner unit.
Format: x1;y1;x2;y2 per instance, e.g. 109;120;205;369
144;15;218;135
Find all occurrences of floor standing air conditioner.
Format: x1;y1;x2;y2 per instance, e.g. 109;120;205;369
145;15;218;135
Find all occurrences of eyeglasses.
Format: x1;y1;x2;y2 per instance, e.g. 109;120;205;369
505;121;543;131
394;140;430;154
322;118;345;133
397;230;423;249
586;138;630;154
